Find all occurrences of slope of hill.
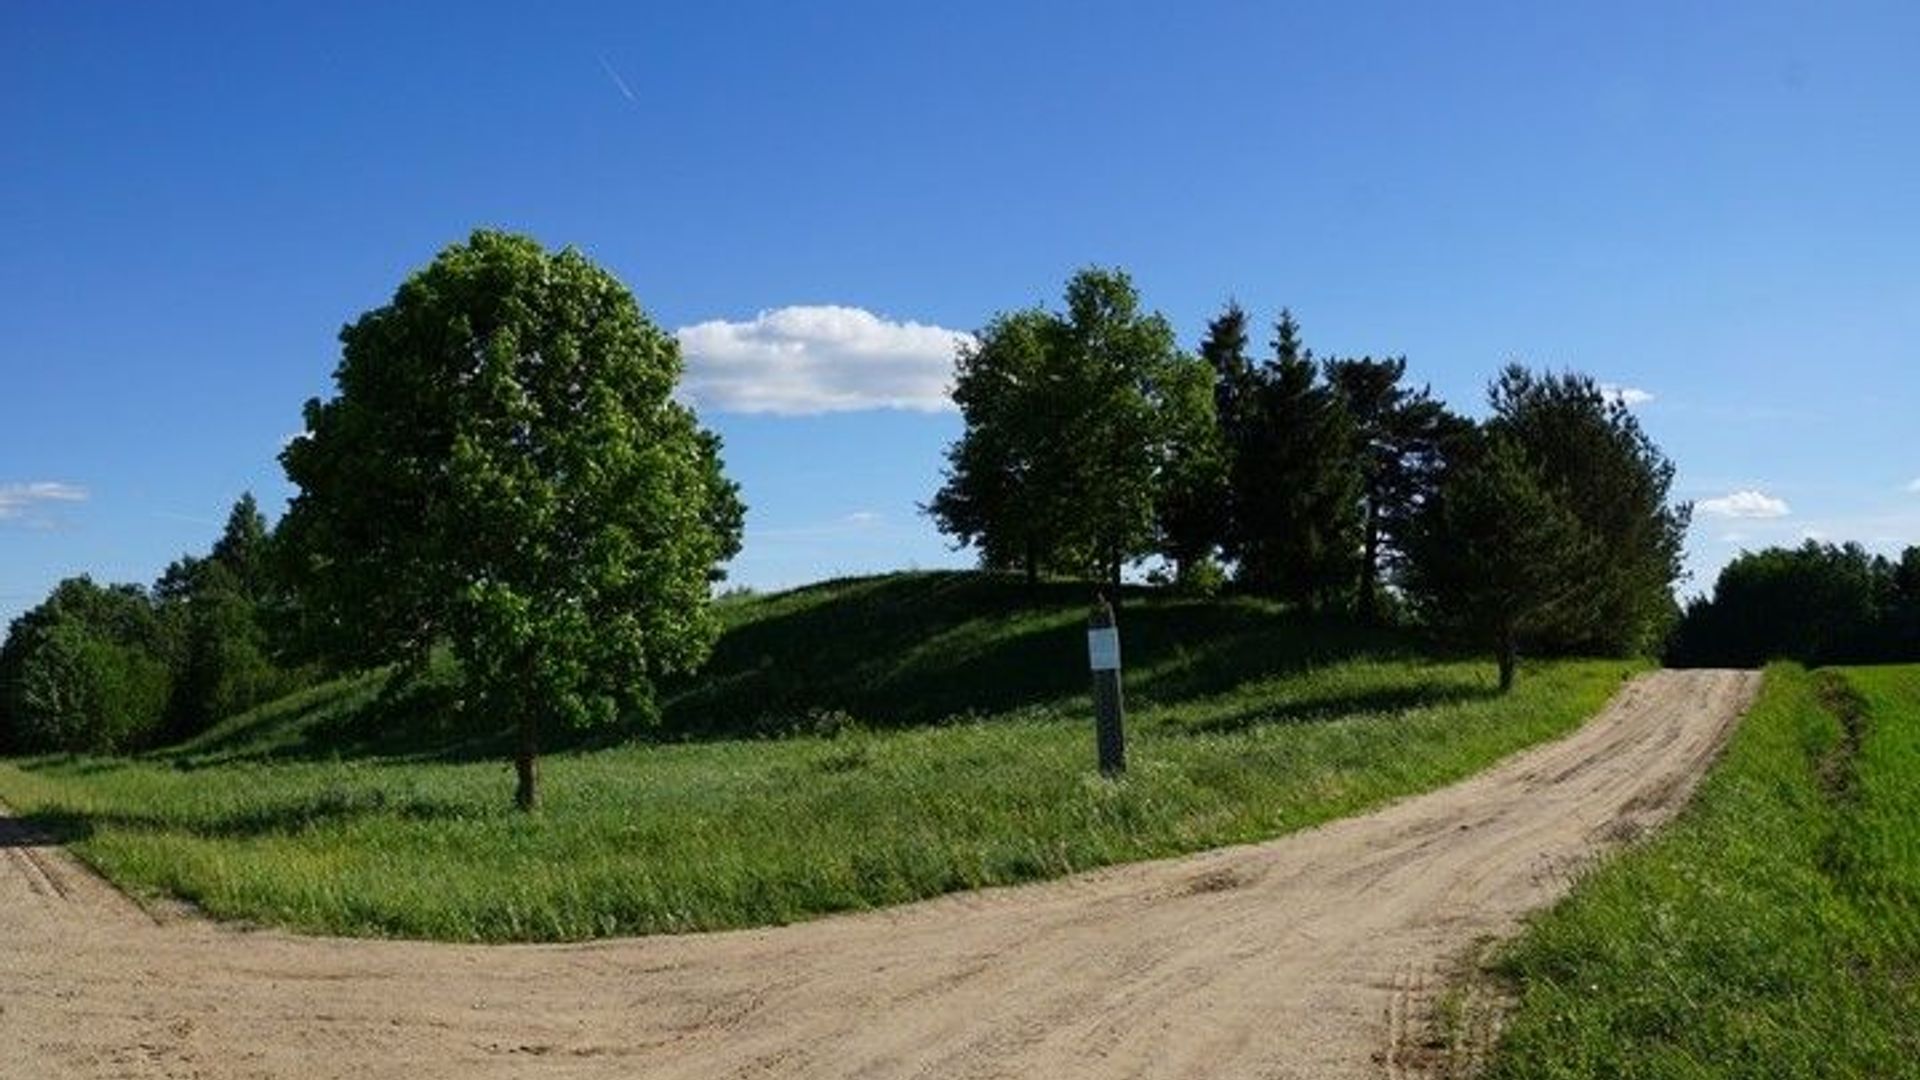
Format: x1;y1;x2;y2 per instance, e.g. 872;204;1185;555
0;572;1639;940
168;571;1423;763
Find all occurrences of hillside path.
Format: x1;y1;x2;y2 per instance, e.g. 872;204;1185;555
0;669;1758;1079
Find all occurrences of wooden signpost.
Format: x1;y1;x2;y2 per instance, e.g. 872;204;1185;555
1088;594;1126;776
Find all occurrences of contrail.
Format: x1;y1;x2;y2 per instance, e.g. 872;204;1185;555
597;54;638;104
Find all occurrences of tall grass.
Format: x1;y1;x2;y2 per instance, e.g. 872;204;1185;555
1484;663;1920;1079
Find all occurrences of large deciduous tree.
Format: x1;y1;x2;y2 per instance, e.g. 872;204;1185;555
278;230;744;809
929;268;1186;590
927;309;1062;584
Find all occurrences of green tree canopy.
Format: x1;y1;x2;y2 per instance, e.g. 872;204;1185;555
209;492;270;595
929;267;1186;589
152;493;297;739
278;230;744;808
1484;366;1689;654
927;308;1062;582
1668;540;1920;667
1151;348;1228;588
0;577;173;753
1406;365;1689;686
1224;310;1363;609
1323;356;1470;622
1405;431;1595;690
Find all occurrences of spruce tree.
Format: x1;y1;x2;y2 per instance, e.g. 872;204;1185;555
1225;310;1363;609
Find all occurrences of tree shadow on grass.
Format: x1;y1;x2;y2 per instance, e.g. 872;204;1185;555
9;789;476;845
658;572;1090;738
164;666;511;768
132;572;1432;764
1171;680;1500;736
0;809;91;848
11;755;131;778
657;572;1417;741
1125;610;1419;703
171;682;361;761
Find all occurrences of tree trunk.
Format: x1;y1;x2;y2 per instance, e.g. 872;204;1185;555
1497;626;1518;694
514;713;539;811
1358;502;1381;624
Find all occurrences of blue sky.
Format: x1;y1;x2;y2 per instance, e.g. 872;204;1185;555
4;1;1917;626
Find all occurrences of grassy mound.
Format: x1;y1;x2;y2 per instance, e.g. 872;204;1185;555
168;572;1420;763
0;571;1637;941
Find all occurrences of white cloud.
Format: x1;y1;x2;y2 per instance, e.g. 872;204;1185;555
1600;383;1654;407
0;481;87;520
1697;490;1790;519
843;511;883;525
676;305;973;415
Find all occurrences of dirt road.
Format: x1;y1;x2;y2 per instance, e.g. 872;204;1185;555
0;669;1756;1079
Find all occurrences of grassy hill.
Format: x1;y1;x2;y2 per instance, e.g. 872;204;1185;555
0;572;1637;941
167;572;1420;762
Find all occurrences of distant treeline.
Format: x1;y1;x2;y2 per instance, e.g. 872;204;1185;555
930;268;1689;688
1668;541;1920;668
0;495;316;754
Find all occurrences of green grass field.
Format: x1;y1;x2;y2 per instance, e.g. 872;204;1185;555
0;571;1635;941
1484;662;1920;1079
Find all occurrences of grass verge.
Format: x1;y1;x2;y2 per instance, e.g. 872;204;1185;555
1482;662;1920;1079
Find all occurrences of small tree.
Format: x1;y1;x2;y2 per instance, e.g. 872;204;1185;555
279;230;744;809
1162;301;1259;586
1406;432;1593;690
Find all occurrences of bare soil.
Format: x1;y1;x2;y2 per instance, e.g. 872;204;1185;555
0;669;1757;1079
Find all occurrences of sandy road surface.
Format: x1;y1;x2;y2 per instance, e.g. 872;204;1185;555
0;669;1757;1080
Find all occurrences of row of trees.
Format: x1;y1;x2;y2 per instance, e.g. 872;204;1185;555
0;495;301;753
1668;541;1920;667
6;241;1687;802
1408;366;1690;685
931;268;1690;688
